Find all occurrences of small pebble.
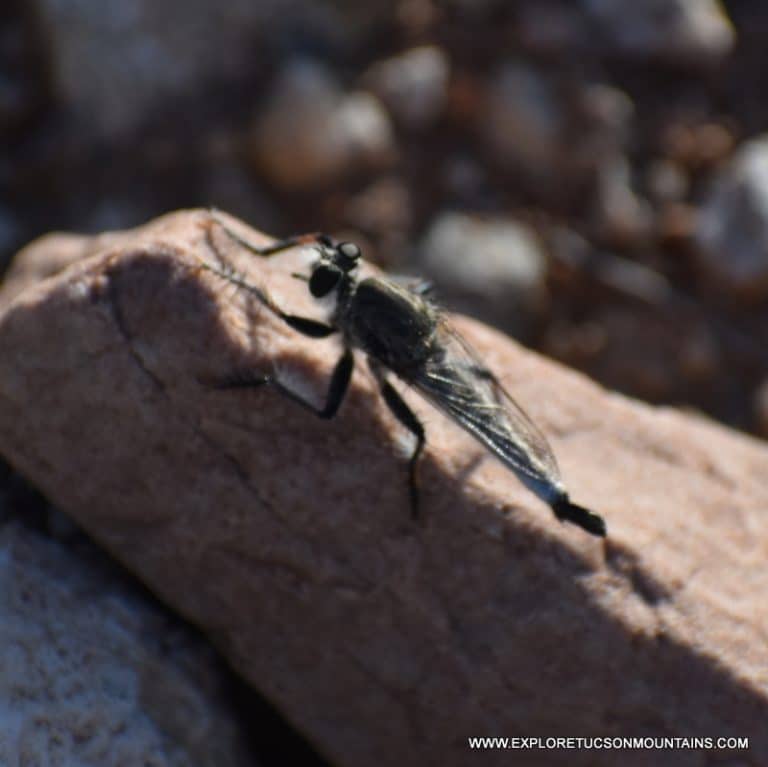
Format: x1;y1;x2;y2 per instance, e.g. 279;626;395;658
646;159;689;204
695;135;768;298
481;63;563;178
365;46;449;129
419;212;548;336
581;0;735;63
251;60;395;190
593;154;653;244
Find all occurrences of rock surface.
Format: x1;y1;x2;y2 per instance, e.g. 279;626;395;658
1;210;767;767
0;515;254;767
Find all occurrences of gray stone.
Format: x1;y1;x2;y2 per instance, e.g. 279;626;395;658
250;60;395;190
365;46;449;129
646;159;689;204
577;83;634;148
344;177;412;243
516;3;589;52
593;154;653;243
0;518;253;767
581;0;735;62
419;212;548;334
36;0;263;138
482;63;563;179
336;91;395;167
695;136;768;298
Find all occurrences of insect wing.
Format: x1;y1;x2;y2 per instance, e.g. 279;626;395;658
411;320;564;499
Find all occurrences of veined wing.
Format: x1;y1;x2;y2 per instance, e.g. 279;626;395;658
411;318;564;504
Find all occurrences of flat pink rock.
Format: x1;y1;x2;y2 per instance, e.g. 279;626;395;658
1;210;765;766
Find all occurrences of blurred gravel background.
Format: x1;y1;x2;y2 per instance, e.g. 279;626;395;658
3;0;768;436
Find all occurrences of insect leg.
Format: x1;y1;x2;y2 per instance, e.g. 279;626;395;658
369;361;426;519
281;315;337;338
211;348;354;419
209;209;327;257
201;230;337;338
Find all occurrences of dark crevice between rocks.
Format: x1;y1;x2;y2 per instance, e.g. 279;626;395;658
0;455;50;532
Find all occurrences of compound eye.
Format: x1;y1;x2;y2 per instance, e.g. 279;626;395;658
309;264;342;297
338;241;361;261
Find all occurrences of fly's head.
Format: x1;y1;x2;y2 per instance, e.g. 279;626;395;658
304;236;361;300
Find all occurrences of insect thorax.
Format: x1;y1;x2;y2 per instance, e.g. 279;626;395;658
341;277;437;373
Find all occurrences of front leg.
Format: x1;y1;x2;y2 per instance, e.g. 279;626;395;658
209;208;329;256
211;348;354;420
201;226;337;339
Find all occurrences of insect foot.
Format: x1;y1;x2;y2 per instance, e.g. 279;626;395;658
552;495;606;537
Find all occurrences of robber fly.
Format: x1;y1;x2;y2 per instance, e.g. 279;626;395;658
201;212;606;537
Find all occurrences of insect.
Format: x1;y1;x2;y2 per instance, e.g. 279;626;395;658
201;212;606;537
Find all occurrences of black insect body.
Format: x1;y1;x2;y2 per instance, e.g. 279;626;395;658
203;215;606;537
345;278;438;373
